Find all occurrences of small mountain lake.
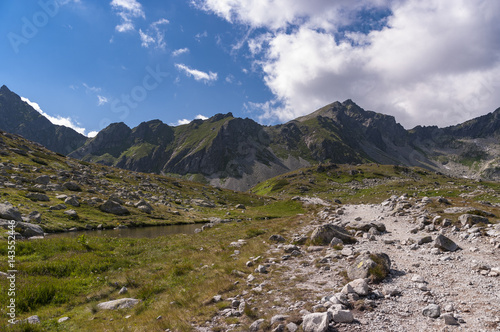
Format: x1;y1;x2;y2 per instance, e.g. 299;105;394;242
47;223;203;239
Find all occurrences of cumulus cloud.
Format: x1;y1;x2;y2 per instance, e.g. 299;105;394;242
197;0;500;128
111;0;145;32
175;63;218;83
172;114;209;126
21;97;94;136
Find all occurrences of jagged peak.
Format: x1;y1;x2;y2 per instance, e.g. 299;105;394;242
0;85;10;92
209;112;233;123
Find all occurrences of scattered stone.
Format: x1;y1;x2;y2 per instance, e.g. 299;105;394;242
347;278;370;296
302;312;332;332
235;204;245;209
0;220;44;238
329;237;343;247
249;319;265;332
411;275;426;283
64;196;80;207
269;234;286;242
58;317;70;323
97;298;140;310
347;252;391;282
458;214;489;226
310;224;356;245
49;204;67;211
100;200;130;216
422;304;441;318
64;210;78;218
26;315;41;324
434;234;458;252
0;202;22;221
418;236;433;245
119;287;128;294
442;313;459;325
330;309;354;323
26;192;50;202
255;265;268;274
271;314;289;325
35;175;50;185
286;322;298;332
63;181;82;191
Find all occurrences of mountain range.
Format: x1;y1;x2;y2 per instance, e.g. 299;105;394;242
1;84;498;190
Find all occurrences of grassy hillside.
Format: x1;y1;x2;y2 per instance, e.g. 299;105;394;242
251;163;500;205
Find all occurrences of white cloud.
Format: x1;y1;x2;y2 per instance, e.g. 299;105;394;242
87;131;99;138
21;97;93;137
172;47;189;56
97;95;109;106
195;30;208;41
83;83;101;93
111;0;145;32
171;114;209;126
197;0;500;128
138;18;169;49
175;63;218;83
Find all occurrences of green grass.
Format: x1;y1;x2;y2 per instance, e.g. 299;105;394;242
0;213;305;331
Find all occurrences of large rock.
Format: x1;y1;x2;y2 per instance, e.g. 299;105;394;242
433;234;458;252
99;200;130;216
458;214;489;226
64;196;80;207
26;192;50;202
347;252;391;283
63;181;82;191
0;202;22;221
0;220;44;238
330;309;353;323
302;312;332;332
422;304;441;318
347;221;386;233
347;278;370;296
97;298;140;310
34;175;50;185
311;224;356;245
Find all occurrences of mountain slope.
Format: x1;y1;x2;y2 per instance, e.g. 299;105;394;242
0;85;88;154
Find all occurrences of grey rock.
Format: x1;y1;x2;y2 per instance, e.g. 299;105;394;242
422;304;441;318
418;236;433;245
26;192;50;202
64;210;78;218
100;200;130;216
28;211;42;223
286;322;298;332
119;287;128;294
283;244;299;253
0;220;44;238
64;196;80;207
434;234;458;252
347;252;391;282
63;181;82;191
458;214;489;226
249;319;265;332
302;312;332;332
269;234;286;242
35;175;50;185
0;202;22;221
255;264;268;274
97;298;140;310
58;317;70;323
330;309;354;323
442;313;459;325
49;204;67;211
235;204;245;209
329;237;343;247
271;314;289;325
26;315;41;324
311;224;356;245
347;278;369;296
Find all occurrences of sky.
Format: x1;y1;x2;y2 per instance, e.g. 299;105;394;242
1;0;499;137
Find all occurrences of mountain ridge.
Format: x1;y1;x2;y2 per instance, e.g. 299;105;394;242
1;85;498;190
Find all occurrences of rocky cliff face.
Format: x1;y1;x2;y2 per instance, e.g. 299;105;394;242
0;85;87;154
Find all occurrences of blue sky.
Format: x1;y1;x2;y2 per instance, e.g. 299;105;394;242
1;0;500;137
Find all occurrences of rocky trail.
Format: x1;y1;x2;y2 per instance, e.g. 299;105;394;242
200;195;500;332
